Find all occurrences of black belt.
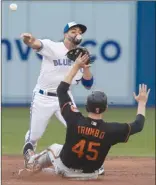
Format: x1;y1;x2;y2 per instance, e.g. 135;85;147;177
39;89;57;97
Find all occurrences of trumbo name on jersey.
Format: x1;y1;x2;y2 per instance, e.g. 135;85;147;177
78;126;105;139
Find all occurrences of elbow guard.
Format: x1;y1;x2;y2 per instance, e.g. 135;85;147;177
81;76;94;89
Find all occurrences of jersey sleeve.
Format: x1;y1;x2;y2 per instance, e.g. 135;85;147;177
57;81;82;125
110;123;131;145
61;101;82;125
36;39;56;57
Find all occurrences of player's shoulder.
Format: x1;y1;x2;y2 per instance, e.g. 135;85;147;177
40;39;62;46
104;121;128;132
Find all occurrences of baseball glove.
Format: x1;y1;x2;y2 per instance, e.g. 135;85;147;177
66;47;94;64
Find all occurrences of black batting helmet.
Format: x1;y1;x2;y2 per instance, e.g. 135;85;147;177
86;91;107;114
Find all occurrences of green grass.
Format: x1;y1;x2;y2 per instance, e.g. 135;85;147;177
2;107;155;156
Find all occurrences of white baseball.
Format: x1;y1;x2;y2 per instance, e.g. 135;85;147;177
10;3;18;11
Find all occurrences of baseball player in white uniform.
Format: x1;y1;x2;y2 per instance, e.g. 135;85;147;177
21;21;104;175
21;22;93;151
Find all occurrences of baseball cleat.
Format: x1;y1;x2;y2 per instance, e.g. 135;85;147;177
24;150;42;173
23;142;35;169
98;166;105;175
24;149;35;169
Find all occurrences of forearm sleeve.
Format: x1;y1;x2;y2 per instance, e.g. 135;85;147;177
129;114;145;135
81;76;94;89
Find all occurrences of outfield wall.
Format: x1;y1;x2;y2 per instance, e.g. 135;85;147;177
136;2;155;106
2;1;155;106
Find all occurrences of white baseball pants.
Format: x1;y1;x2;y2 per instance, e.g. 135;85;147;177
46;143;99;180
25;90;75;148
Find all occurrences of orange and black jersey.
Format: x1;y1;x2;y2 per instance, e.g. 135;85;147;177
57;81;145;173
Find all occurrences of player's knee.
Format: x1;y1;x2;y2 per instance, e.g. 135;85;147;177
47;143;63;159
48;143;63;152
37;151;52;168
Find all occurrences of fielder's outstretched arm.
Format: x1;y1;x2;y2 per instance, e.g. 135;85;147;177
20;33;42;50
21;33;56;57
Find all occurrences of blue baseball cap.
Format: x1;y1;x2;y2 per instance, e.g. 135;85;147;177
64;21;87;34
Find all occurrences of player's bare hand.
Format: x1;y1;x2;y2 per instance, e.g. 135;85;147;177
75;53;90;68
20;33;35;44
133;84;150;104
